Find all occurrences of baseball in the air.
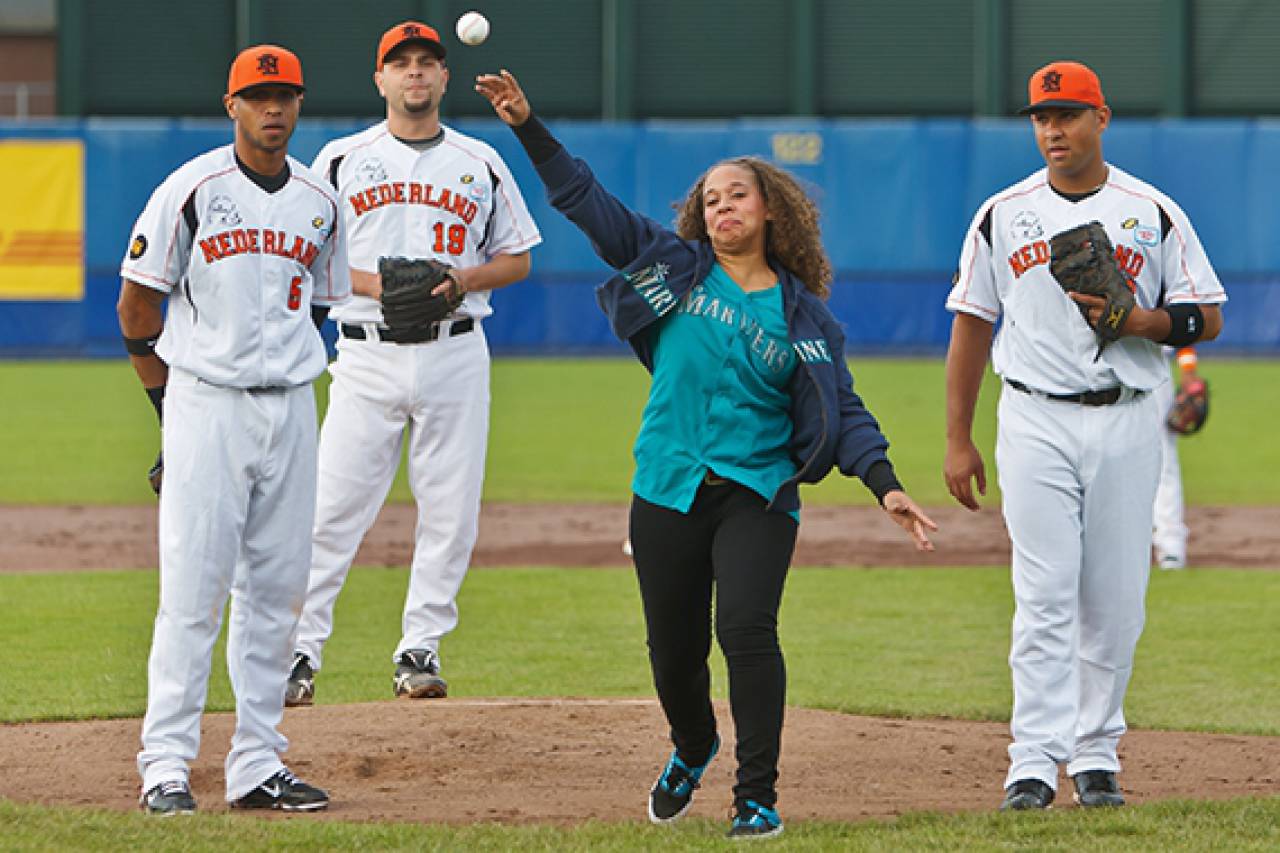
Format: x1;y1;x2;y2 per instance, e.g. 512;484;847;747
456;11;490;46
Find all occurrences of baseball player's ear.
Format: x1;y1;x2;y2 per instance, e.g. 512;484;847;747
1096;106;1112;130
223;94;237;120
373;71;385;97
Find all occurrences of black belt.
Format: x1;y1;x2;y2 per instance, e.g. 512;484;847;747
1006;378;1141;407
340;317;474;344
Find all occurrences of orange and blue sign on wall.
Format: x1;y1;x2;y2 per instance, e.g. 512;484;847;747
0;140;84;300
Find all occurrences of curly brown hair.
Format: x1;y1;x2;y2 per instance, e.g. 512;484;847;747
674;157;832;299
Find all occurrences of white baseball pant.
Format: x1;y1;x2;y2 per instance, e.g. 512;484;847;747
294;322;490;671
1151;379;1187;566
138;368;318;801
995;384;1161;790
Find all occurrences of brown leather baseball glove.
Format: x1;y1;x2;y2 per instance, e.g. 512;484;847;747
1048;221;1136;360
1167;376;1209;435
378;257;462;334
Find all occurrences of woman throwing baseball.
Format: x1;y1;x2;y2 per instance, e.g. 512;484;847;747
477;70;935;839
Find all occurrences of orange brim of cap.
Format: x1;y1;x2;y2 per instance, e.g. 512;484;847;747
1017;98;1098;114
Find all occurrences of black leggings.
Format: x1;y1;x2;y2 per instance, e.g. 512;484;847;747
629;479;798;809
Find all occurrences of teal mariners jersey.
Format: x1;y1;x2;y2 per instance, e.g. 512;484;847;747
633;263;798;515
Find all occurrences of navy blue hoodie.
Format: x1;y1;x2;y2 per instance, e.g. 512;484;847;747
514;118;898;514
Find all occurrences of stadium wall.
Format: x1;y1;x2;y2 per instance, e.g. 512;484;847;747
1;116;1277;356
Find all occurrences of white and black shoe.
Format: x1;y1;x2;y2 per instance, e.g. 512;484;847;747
285;652;315;707
140;779;196;816
393;649;448;698
232;768;329;812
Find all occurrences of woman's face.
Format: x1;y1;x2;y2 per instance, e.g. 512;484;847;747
702;163;769;255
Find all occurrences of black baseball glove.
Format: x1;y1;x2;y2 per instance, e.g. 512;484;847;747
378;257;462;334
1167;376;1209;435
1048;221;1136;360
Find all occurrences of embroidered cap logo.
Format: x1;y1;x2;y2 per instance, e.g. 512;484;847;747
1041;70;1063;93
257;53;280;76
403;24;422;38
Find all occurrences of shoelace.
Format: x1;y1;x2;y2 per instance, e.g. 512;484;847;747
735;800;779;828
154;780;189;798
402;650;439;673
660;758;699;796
272;769;301;788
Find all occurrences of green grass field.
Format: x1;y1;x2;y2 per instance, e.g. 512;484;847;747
1;357;1278;848
2;357;1278;505
2;566;1277;733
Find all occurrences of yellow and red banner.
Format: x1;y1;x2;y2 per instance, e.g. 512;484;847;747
0;140;84;300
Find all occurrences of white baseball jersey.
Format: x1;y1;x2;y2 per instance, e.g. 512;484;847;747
312;123;542;324
121;145;350;388
947;164;1226;392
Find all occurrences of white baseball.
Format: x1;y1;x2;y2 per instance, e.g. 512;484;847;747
456;11;490;46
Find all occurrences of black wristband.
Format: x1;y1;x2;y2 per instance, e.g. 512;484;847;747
863;459;904;505
511;113;563;165
123;333;161;357
1160;303;1206;347
145;385;165;423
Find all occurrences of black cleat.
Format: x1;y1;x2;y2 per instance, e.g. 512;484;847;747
1000;778;1055;811
232;768;329;812
285;652;315;707
393;649;448;698
140;779;196;816
1073;769;1125;807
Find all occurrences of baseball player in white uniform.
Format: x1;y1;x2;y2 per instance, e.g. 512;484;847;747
285;21;541;705
118;45;350;815
943;61;1226;811
1152;346;1201;570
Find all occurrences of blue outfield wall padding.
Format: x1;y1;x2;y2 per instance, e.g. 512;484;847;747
2;116;1279;356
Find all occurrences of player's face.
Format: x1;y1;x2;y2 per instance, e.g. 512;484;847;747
702;164;771;256
1031;106;1110;180
376;44;449;117
225;85;302;154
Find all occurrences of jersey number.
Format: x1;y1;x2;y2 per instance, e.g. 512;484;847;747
287;275;303;311
432;222;466;256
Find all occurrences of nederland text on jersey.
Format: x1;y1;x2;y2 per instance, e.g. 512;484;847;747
198;228;322;265
349;182;479;223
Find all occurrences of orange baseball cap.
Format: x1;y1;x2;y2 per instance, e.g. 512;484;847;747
1019;61;1105;114
227;44;305;97
377;21;447;69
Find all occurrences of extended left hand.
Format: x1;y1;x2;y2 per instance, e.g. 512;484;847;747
882;490;937;552
475;70;532;126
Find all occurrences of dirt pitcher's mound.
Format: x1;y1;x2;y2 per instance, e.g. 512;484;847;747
2;700;1276;823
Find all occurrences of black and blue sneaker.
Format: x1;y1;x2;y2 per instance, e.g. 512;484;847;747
647;735;720;823
728;799;784;839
